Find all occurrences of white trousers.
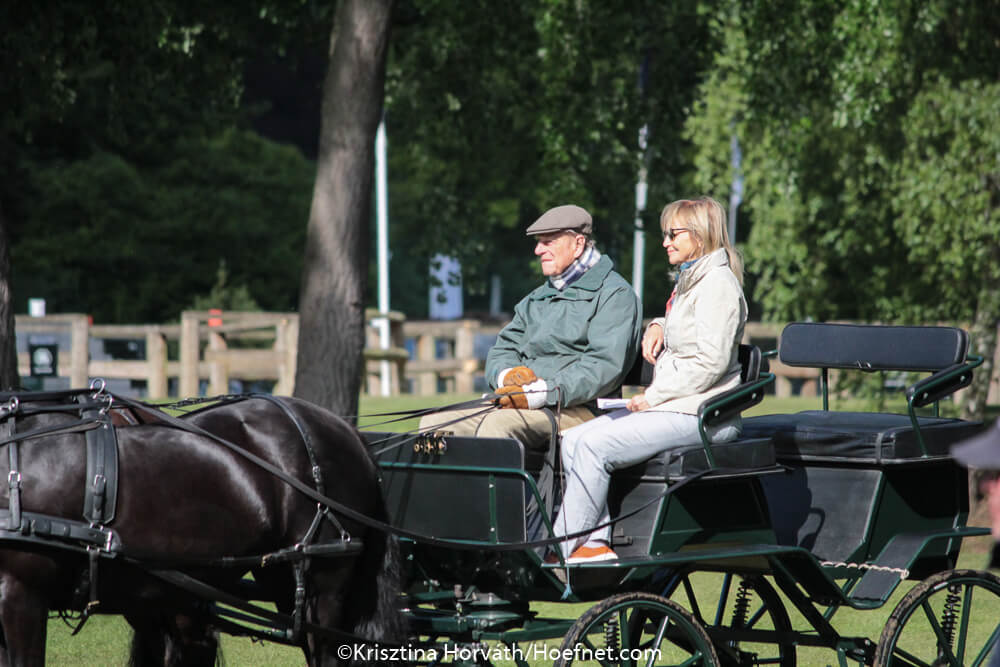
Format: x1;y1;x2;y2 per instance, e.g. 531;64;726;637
553;408;740;557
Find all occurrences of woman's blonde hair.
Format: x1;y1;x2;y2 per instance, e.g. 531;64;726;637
660;197;743;285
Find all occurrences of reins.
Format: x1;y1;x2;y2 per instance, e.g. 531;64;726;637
112;392;709;553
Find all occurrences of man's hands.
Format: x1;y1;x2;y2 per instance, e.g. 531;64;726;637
495;385;529;410
496;378;548;410
504;366;538;386
642;323;664;364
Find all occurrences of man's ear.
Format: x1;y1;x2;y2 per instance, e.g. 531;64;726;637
574;235;587;259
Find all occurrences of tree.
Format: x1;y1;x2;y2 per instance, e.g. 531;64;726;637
2;2;322;327
383;0;718;317
294;0;393;416
686;0;999;420
0;202;17;389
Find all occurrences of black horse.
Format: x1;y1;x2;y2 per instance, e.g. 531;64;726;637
0;391;400;666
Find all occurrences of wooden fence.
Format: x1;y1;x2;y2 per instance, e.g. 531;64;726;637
16;311;298;398
15;313;1000;403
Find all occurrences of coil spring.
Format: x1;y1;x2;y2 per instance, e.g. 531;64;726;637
940;583;962;648
603;617;620;653
731;578;752;629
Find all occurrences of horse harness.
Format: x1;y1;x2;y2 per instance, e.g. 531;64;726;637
1;387;122;619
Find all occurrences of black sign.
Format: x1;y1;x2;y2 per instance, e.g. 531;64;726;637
29;343;58;377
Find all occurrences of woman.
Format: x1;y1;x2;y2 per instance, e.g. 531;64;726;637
551;196;747;562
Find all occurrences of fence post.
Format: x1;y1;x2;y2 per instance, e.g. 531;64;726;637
455;320;477;394
208;330;228;396
145;326;168;399
69;315;89;387
274;316;298;396
416;333;436;395
179;312;199;398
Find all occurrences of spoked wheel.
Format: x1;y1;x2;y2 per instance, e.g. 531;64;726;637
555;591;719;666
873;569;1000;667
663;571;795;666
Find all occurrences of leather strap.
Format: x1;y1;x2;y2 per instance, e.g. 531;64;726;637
0;509;120;552
79;397;119;525
5;405;20;531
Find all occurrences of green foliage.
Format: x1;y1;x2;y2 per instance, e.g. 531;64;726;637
385;0;718;317
14;130;311;323
685;0;1000;331
4;0;998;362
190;260;261;312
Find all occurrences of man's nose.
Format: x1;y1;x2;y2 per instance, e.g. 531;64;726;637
535;242;545;256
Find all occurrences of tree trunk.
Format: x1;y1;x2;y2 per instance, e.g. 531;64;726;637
0;198;19;390
294;0;393;416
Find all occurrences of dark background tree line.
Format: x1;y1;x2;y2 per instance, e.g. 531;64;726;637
1;0;997;419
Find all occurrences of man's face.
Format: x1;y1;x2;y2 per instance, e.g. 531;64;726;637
534;231;585;276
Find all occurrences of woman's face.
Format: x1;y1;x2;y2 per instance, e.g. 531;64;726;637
663;226;702;265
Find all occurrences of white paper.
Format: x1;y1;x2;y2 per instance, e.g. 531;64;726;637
597;398;630;411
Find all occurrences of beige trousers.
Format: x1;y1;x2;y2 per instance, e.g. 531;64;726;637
418;405;596;451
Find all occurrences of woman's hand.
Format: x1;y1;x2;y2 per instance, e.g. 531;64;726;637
627;393;651;412
641;323;663;364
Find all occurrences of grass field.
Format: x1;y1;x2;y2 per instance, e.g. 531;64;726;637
41;394;999;665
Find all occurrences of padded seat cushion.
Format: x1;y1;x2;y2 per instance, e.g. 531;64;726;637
617;437;776;480
743;411;983;463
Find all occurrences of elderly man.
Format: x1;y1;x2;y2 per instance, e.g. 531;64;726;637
419;204;642;450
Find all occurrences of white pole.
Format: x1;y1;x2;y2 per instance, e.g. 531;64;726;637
631;124;649;302
728;132;743;244
375;119;391;396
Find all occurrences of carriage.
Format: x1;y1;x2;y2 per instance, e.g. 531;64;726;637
0;321;997;666
362;322;1000;666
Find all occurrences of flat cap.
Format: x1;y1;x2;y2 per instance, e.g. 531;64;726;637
952;421;1000;470
525;205;593;236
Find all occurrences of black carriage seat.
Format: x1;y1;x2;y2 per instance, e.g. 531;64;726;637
743;323;982;463
746;323;984;577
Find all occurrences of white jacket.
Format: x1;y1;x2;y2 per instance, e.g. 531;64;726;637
644;248;747;414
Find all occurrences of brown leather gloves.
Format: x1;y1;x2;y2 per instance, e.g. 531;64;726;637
504;366;538;386
495;385;529;410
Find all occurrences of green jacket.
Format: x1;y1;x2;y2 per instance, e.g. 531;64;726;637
486;255;641;408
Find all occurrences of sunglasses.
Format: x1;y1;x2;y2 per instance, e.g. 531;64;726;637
664;227;691;241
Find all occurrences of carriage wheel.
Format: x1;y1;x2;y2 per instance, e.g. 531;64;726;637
873;569;1000;667
554;591;719;666
661;571;795;666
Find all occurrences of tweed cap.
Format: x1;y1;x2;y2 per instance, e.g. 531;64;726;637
952;420;1000;470
525;205;593;236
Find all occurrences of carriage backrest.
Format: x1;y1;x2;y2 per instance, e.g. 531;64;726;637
778;323;968;372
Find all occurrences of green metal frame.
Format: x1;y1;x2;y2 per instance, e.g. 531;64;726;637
905;354;983;456
696;371;776;467
377;461;553;546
